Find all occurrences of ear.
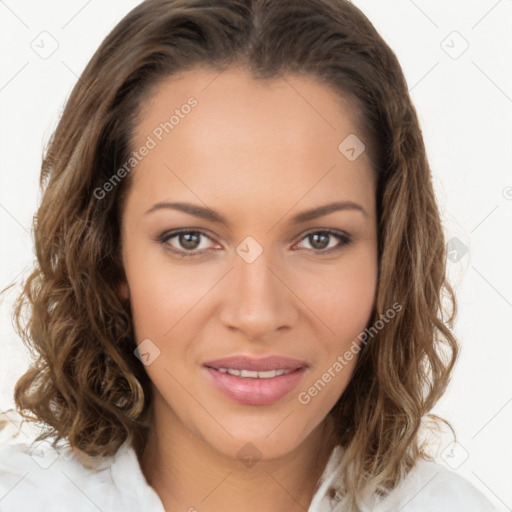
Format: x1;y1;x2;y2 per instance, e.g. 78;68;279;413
118;280;130;301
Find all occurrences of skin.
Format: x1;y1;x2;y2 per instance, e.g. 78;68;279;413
118;65;378;512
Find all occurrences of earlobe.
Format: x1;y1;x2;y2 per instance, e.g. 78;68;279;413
118;280;130;301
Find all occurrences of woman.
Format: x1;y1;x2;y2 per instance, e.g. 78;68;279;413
0;0;495;510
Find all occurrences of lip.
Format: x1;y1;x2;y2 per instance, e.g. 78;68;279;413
203;355;308;372
204;366;307;405
202;355;309;406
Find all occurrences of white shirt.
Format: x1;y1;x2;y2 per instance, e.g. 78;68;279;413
0;421;494;512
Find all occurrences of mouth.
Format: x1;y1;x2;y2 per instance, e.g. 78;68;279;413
203;354;308;372
202;355;308;405
206;367;298;379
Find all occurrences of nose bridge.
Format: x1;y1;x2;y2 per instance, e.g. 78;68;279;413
219;246;296;338
236;251;278;304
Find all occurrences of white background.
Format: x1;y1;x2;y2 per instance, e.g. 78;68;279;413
1;1;511;510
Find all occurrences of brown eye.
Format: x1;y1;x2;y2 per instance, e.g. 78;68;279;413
296;230;351;253
178;232;202;250
158;229;218;256
308;232;330;250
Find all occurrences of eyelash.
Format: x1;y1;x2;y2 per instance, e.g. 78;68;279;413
156;228;352;258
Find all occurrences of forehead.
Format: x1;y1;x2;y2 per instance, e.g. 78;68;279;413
127;65;375;217
133;65;367;153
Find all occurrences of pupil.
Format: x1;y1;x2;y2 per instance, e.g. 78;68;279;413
310;233;329;249
180;232;200;250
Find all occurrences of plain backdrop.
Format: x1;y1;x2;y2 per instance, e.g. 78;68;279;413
1;0;511;510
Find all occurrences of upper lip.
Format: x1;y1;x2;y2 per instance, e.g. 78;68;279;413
203;355;308;372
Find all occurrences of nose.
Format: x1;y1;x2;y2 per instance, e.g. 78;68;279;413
218;249;298;341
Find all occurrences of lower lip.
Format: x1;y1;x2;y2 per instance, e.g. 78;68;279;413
204;367;306;405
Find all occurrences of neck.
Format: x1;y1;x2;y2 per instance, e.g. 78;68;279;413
137;394;338;512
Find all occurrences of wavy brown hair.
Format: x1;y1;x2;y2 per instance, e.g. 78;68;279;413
7;0;458;508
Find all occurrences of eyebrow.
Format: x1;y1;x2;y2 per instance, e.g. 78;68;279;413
145;200;368;226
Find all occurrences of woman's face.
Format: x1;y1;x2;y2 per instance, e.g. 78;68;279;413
119;66;378;460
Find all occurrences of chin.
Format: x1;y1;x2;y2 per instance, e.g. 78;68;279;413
197;412;325;464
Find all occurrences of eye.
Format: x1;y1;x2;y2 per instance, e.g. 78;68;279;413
294;229;352;253
157;229;219;256
156;228;352;258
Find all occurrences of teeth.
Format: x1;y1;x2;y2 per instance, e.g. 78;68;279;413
216;368;294;379
240;369;259;378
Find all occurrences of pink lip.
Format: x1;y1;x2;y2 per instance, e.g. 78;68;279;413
202;355;308;406
203;355;308;372
204;367;306;405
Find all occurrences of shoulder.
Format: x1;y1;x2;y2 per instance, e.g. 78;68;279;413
0;423;164;512
385;457;496;512
0;433;120;512
314;445;495;512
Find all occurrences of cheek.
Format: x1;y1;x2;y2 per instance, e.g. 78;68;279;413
122;245;213;337
292;249;378;339
292;248;377;405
